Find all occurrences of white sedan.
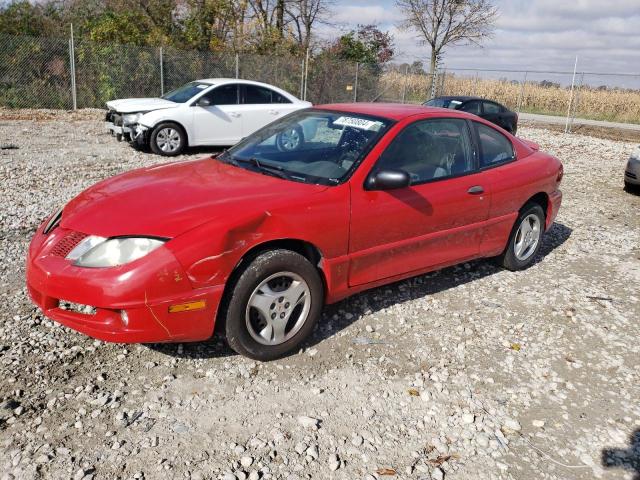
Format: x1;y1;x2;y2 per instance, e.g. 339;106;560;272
105;79;312;156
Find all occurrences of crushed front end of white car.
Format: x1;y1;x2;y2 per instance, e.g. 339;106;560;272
105;97;179;141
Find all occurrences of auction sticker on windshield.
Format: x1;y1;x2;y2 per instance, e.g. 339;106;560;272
333;116;383;131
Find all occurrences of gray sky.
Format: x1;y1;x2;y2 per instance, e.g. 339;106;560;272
320;0;640;78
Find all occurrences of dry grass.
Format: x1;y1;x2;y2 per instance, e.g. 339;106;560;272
379;71;640;124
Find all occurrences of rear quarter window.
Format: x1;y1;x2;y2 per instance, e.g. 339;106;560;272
476;122;515;167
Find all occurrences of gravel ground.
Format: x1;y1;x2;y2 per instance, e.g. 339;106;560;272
0;110;639;480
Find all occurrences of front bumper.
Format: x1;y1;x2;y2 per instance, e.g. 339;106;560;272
624;156;640;186
106;122;132;136
26;225;224;343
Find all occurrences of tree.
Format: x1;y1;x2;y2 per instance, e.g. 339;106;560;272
0;1;61;36
396;0;498;75
329;24;394;69
286;0;332;52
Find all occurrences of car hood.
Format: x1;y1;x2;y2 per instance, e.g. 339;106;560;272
61;158;328;238
105;98;180;113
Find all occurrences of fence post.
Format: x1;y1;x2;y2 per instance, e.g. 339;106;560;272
159;47;164;96
353;62;359;102
568;72;585;133
401;65;409;103
299;58;305;99
69;24;77;110
565;56;578;133
439;69;446;96
235;53;239;79
516;71;528;114
303;48;310;101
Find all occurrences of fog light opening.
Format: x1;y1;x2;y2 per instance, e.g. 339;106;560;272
120;310;129;327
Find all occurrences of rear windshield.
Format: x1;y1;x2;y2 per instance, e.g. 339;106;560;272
425;98;463;109
162;82;211;103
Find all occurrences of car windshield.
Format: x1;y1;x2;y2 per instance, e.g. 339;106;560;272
217;109;392;185
161;82;211;103
425;98;463;109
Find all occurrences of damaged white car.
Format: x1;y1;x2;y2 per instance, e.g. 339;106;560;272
105;79;311;156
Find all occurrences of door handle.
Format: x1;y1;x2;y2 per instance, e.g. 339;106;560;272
269;109;280;115
467;185;484;194
229;112;241;118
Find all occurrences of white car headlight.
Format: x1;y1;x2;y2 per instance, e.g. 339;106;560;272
122;113;142;125
67;236;166;268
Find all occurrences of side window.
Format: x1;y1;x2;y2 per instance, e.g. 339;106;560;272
482;102;502;114
272;91;292;104
375;118;475;184
243;85;291;104
476;122;515;167
460;101;481;115
204;84;238;105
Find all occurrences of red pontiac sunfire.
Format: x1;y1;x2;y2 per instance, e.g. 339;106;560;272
27;104;562;360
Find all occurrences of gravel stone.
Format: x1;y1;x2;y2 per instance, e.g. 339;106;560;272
0;111;638;480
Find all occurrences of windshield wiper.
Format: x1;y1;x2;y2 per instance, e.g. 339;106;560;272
235;157;291;180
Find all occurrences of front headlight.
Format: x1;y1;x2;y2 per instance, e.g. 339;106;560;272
122;113;142;125
66;236;166;268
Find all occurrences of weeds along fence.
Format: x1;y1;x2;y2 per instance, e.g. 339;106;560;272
1;33;639;127
0;33;383;109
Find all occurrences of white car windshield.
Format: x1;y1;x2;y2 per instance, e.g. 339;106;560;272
218;109;392;185
162;82;210;103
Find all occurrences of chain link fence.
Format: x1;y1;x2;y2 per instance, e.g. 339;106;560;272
1;33;639;128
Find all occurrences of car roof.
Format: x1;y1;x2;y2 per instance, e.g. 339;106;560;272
431;96;480;102
198;78;275;87
196;78;301;100
314;102;482;121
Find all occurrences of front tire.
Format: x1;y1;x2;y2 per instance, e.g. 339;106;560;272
224;249;323;361
498;203;545;271
150;122;186;156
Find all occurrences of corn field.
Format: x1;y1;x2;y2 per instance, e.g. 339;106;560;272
380;71;640;124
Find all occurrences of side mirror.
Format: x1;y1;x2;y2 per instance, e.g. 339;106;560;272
365;169;411;191
196;97;211;107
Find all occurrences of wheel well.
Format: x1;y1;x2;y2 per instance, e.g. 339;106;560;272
152;120;189;146
214;239;326;335
523;192;548;217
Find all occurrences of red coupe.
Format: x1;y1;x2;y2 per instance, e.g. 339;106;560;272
27;104;563;360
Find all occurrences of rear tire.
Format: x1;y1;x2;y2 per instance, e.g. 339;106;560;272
150;122;186;156
498;203;545;271
223;249;323;361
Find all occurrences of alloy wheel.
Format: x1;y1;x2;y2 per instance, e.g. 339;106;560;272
245;271;311;346
156;127;181;153
514;213;541;261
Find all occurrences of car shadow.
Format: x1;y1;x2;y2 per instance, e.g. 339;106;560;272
147;221;572;360
602;429;640;479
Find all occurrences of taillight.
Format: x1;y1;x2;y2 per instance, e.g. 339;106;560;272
556;164;564;184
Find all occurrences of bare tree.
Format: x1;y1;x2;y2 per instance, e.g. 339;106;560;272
396;0;498;75
286;0;331;52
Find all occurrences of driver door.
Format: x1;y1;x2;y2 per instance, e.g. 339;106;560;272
348;118;490;286
191;84;243;145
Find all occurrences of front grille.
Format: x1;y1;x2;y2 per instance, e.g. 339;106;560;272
625;171;637;179
113;113;122;126
51;231;88;258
